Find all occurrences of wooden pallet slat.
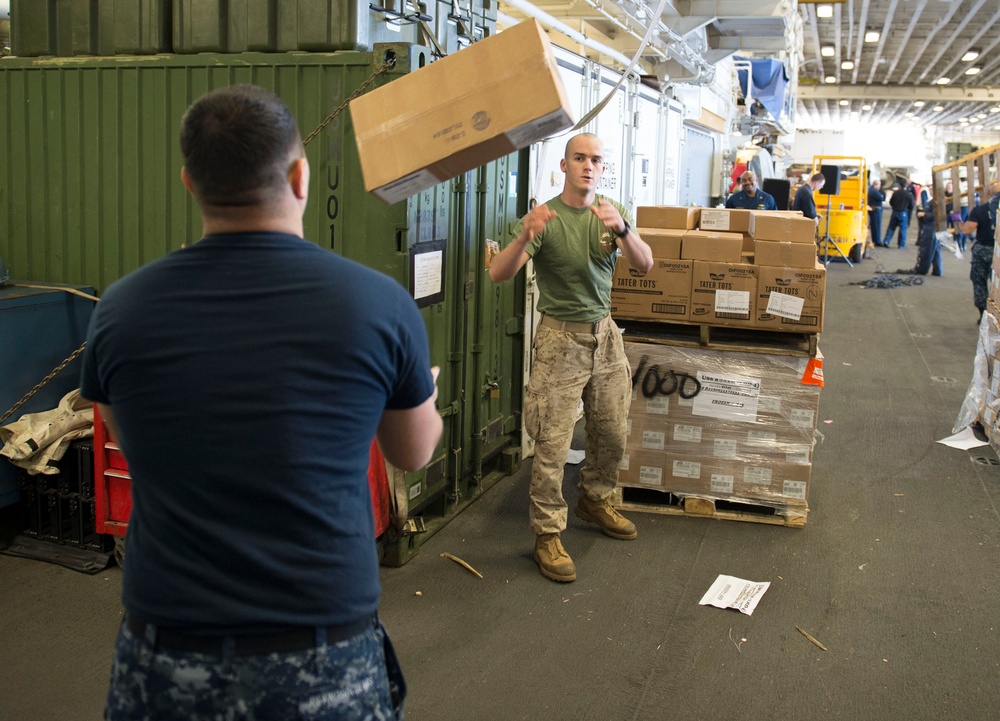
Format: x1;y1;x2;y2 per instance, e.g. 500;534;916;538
612;486;808;528
618;319;818;357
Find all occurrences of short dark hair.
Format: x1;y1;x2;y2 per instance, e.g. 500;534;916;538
179;84;303;207
810;173;826;183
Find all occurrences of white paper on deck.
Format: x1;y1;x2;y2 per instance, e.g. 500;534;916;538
699;575;770;616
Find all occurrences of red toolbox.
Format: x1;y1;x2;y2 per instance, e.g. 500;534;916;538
93;405;391;539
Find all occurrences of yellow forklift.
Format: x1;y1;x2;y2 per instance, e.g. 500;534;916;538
811;155;870;265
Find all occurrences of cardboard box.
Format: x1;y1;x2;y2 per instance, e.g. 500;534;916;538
754;240;818;269
754;263;826;332
611;259;693;322
350;20;574;204
699;208;753;233
637;228;685;259
636;206;701;230
689;262;758;325
681;231;743;262
749;213;817;243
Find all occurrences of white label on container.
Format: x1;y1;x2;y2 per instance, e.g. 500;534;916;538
639;465;663;486
789;409;815;428
673;424;703;443
786;445;812;464
715;289;750;315
759;396;782;414
677;394;694;408
699;209;731;231
673;459;701;479
746;430;777;447
646;396;670;415
693;372;761;422
413;249;443;301
408;481;422;500
710;474;735;494
619;453;630;471
744;466;773;485
374;168;440;204
782;480;807;499
626;418;632;435
766;291;805;320
505;109;574;148
642;430;666;450
713;438;738;458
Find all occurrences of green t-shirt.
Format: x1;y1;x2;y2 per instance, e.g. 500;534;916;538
513;195;631;323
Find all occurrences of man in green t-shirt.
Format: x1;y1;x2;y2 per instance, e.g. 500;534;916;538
489;133;653;582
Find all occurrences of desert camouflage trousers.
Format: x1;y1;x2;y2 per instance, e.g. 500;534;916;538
105;618;405;721
524;317;631;534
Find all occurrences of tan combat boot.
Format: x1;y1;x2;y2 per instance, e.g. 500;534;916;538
534;533;577;582
574;494;638;540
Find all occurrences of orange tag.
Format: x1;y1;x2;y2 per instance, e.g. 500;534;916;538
802;356;825;387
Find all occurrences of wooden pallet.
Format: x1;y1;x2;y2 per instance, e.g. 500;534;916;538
612;486;808;528
618;319;818;357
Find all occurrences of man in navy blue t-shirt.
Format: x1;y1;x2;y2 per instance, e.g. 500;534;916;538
81;85;442;720
963;181;1000;322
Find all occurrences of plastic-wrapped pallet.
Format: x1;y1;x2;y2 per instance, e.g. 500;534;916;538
954;301;1000;449
621;341;824;513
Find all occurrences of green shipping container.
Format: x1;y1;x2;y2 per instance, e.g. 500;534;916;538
0;47;526;564
10;0;171;57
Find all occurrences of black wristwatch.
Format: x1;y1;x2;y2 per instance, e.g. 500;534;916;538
615;221;631;239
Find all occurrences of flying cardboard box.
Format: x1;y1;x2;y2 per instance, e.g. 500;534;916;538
350;20;574;204
636;206;701;230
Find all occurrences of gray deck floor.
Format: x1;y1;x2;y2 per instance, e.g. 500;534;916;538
3;234;999;721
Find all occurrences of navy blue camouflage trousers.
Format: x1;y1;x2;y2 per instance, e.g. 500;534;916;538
971;242;993;311
106;619;405;721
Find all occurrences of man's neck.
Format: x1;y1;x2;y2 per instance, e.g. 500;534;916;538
561;187;596;209
199;205;304;238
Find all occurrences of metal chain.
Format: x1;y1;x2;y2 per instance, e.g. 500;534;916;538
0;343;88;426
302;58;395;147
2;59;395;428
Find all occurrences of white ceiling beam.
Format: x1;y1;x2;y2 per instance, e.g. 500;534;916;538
799;85;1000;102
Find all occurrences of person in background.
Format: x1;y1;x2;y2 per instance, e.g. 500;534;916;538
912;188;943;277
882;181;915;249
725;170;778;211
906;179;918;224
80;84;443;720
792;172;825;226
944;180;964;252
868;178;886;247
488;132;653;584
963;180;1000;324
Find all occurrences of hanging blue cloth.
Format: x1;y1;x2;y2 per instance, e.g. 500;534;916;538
735;57;788;121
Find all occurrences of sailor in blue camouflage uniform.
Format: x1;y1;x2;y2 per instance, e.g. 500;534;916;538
963;181;1000;323
81;85;443;720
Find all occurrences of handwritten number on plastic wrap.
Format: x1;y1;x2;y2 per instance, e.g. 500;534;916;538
631;355;701;399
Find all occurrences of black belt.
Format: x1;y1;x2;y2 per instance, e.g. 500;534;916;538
540;313;609;334
125;613;375;657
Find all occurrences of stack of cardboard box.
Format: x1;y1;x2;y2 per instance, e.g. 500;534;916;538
611;206;826;333
620;342;823;515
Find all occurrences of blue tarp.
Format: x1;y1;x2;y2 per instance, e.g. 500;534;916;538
736;57;788;122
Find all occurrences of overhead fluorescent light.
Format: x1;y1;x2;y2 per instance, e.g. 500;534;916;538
861;104;872;111
821;45;835;57
990;107;1000;114
838;99;849;106
825;75;837;83
961;50;979;62
913;101;925;107
817;4;834;18
864;30;880;43
965;67;981;75
904;112;914;117
841;61;854;70
934;105;945;111
935;77;951;85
